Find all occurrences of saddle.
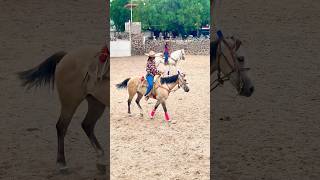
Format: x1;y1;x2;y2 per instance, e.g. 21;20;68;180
88;45;110;81
139;75;161;99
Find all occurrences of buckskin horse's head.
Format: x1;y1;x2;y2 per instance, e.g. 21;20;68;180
211;35;254;97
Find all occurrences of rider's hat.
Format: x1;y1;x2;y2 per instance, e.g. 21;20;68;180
145;50;156;57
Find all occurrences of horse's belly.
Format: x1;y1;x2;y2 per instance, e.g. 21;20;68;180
87;79;109;106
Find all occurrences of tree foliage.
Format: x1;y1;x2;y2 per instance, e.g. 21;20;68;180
110;0;130;31
110;0;210;36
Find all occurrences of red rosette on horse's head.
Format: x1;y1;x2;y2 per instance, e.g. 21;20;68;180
99;46;109;63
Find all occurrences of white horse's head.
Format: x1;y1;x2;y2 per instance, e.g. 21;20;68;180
155;53;163;57
171;49;186;62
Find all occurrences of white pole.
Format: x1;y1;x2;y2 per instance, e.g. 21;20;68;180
131;0;133;23
130;0;133;56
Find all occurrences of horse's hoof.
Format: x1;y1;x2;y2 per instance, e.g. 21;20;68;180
96;163;106;174
164;112;170;122
149;110;156;119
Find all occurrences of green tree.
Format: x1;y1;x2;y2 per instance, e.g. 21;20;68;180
110;0;130;31
111;0;210;35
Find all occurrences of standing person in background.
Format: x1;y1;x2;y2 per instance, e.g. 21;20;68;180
164;41;171;65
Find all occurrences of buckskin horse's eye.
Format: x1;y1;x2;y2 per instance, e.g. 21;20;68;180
237;56;244;62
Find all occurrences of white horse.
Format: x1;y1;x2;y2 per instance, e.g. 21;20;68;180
155;49;186;66
155;49;186;75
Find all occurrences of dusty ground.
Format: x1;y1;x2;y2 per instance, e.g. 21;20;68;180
212;0;320;179
110;55;210;179
0;1;107;179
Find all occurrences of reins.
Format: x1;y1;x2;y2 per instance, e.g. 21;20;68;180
211;31;249;92
157;75;184;94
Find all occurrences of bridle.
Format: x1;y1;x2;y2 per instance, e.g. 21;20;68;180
158;73;188;94
211;33;250;93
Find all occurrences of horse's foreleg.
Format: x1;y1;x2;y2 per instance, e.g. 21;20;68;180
161;102;170;122
56;103;79;172
150;100;161;119
135;93;143;116
82;95;106;172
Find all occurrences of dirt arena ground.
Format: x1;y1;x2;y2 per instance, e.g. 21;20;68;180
0;1;107;179
212;0;320;179
110;55;210;179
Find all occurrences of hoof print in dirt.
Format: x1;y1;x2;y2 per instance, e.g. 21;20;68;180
219;116;231;121
58;167;70;175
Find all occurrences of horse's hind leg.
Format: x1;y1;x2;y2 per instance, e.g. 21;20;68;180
161;102;170;121
127;87;136;114
128;95;135;114
128;99;132;114
135;93;143;116
81;95;106;172
56;101;81;172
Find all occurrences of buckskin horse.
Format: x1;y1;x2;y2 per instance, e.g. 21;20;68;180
211;32;254;96
116;72;189;122
18;45;109;173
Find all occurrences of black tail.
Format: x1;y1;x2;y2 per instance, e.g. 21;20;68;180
18;51;67;89
116;78;130;89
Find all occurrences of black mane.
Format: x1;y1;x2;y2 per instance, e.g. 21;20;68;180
160;74;179;84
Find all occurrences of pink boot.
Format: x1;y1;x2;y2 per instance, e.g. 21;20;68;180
164;112;170;122
149;109;156;119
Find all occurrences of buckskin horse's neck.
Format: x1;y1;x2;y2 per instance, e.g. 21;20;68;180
162;80;178;92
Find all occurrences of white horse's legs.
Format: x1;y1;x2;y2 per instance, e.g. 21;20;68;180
167;65;171;75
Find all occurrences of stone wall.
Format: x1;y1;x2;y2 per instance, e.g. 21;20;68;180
110;32;129;41
131;34;144;56
143;39;209;55
130;33;209;55
111;33;210;56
